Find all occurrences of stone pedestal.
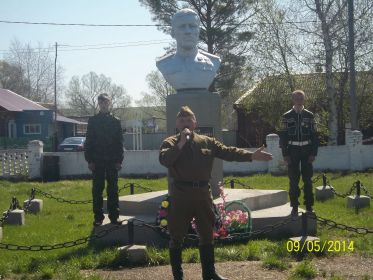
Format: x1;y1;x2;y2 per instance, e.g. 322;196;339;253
118;245;147;264
4;209;25;225
166;91;222;197
315;186;334;201
23;199;43;214
347;195;370;208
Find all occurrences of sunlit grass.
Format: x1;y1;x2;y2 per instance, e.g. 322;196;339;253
0;171;371;278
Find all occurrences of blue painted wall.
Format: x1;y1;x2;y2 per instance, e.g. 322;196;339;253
15;110;53;139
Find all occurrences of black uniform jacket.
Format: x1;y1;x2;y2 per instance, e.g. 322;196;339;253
84;112;124;164
279;108;318;157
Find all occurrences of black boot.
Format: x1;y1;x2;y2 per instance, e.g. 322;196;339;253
169;247;183;280
199;244;228;280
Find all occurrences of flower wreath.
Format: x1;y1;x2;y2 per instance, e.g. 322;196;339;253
155;183;252;239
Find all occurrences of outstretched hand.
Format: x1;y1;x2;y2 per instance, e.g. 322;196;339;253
252;145;273;161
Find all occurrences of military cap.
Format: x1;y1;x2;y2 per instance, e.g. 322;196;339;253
97;93;110;101
176;106;196;119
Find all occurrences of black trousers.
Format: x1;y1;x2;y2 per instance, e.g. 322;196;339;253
92;160;119;221
287;145;314;207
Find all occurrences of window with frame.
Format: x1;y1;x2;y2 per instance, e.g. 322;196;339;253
24;124;41;135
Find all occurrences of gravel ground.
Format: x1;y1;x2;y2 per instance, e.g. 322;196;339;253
83;255;373;280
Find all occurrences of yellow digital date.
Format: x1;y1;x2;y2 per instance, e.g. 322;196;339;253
286;240;354;253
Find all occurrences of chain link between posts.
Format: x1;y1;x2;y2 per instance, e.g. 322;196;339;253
1;180;372;251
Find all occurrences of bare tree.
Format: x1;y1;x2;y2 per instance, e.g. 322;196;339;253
0;60;28;93
292;0;373;144
248;0;306;91
135;70;175;117
66;72;131;116
4;38;64;103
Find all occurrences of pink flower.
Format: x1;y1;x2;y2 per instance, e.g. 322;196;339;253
159;209;167;218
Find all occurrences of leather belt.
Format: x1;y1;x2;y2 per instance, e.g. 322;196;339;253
289;140;310;146
174;180;210;188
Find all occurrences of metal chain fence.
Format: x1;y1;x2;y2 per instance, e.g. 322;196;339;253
1;179;372;251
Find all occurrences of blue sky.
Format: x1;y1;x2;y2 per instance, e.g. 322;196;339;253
0;0;171;104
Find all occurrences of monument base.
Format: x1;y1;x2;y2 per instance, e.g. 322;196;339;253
166;91;222;197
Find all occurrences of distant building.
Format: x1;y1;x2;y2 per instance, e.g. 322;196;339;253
0;89;86;148
234;72;373;147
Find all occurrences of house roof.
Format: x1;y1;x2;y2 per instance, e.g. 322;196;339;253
0;89;49;111
56;114;87;125
234;71;372;107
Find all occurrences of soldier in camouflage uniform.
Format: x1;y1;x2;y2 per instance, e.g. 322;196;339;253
84;93;124;226
159;106;272;280
279;90;318;216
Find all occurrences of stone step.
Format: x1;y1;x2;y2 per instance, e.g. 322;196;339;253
104;189;288;216
94;203;316;246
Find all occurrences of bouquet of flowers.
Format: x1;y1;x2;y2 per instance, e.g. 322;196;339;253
213;182;251;238
156;182;251;239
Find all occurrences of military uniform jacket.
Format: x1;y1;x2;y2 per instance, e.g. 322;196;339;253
84;112;124;164
279;108;318;157
156;50;220;90
159;132;252;182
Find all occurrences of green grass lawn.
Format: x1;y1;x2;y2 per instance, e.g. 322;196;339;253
0;172;372;279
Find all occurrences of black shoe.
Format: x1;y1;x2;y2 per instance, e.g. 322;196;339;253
199;244;228;280
169;247;183;280
110;218;123;225
291;206;298;216
93;219;103;226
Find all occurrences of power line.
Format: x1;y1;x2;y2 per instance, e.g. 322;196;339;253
0;19;322;27
0;20;167;27
0;40;172;54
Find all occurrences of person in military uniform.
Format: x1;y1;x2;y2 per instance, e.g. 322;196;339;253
84;93;124;226
156;8;221;91
159;106;272;280
279;90;318;216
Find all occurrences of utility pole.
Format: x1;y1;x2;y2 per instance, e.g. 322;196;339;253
348;0;357;130
54;42;58;151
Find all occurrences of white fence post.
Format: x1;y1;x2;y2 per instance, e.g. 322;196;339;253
347;130;363;171
266;134;283;173
27;140;43;179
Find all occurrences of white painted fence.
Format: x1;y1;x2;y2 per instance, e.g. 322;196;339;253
0;149;28;178
24;130;373;179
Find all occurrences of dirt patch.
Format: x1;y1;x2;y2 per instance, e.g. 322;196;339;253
83;254;373;280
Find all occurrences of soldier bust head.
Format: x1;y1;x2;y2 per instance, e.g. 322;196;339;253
156;8;221;92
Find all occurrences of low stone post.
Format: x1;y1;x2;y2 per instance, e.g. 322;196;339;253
315;174;334;201
4;209;25;225
23;199;43;214
27;140;44;179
